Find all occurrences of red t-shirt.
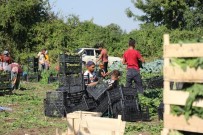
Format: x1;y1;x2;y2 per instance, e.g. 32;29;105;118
123;49;142;70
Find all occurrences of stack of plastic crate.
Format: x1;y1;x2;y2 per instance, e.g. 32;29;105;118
26;57;39;82
57;53;91;113
107;86;150;121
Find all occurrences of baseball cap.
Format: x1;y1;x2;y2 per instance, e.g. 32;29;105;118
86;61;95;67
3;50;9;55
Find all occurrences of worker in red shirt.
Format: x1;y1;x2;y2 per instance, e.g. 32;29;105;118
96;44;108;73
122;38;145;93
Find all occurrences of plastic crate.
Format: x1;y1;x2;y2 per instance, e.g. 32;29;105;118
141;106;150;121
93;94;109;114
46;91;67;104
72;96;97;111
59;63;82;74
58;75;70;87
111;101;122;118
48;76;58;84
69;74;83;86
121;100;142;122
107;88;122;104
26;72;40;82
86;82;108;100
44;99;66;117
59;54;81;64
158;102;164;120
0;82;11;90
56;86;69;92
58;74;83;85
0;72;10;81
66;91;85;106
69;85;84;93
143;76;163;89
121;87;138;101
57;85;83;94
27;57;38;63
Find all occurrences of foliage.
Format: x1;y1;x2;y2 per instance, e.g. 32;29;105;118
171;58;203;71
127;0;203;30
125;121;163;135
139;89;163;116
141;59;163;74
171;83;203;120
0;0;49;54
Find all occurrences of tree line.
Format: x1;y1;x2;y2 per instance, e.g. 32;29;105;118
0;0;203;64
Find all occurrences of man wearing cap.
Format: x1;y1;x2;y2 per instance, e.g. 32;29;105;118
122;38;145;93
84;61;98;86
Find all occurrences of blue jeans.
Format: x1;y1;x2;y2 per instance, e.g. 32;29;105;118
126;68;143;93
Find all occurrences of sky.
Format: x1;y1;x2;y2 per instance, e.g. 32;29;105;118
48;0;143;33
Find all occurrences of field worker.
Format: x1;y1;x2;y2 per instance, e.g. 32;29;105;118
84;61;98;86
37;49;46;71
107;70;120;90
4;60;23;89
0;50;12;71
96;43;108;73
44;50;50;70
122;38;145;93
98;62;108;79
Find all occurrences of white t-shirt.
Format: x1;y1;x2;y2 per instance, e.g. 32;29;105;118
84;70;96;83
37;52;45;64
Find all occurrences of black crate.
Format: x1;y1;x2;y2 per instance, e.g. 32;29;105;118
0;72;10;81
121;101;142;122
66;90;85;106
59;63;82;74
121;87;138;100
143;76;163;89
27;57;38;72
72;96;97;111
141;106;150;121
69;85;84;93
107;88;122;104
26;72;40;82
69;74;83;86
44;99;66;117
58;74;84;90
27;57;38;63
56;86;69;92
48;76;58;84
0;82;11;90
59;54;81;64
111;101;122;118
86;82;108;100
46;91;67;104
93;94;109;114
58;75;70;87
158;102;164;120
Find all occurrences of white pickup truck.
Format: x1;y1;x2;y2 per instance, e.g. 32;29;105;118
76;48;122;66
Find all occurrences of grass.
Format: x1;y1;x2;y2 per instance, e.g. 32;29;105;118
0;82;67;135
0;80;163;135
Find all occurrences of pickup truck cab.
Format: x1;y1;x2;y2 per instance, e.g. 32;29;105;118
76;48;122;66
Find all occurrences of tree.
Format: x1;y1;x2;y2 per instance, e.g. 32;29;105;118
0;0;49;53
126;0;203;29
